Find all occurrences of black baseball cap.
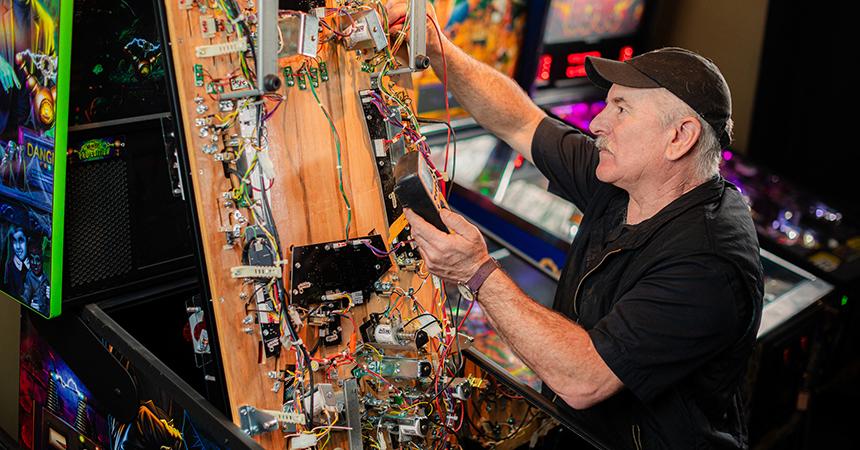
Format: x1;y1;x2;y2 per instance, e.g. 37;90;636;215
584;47;732;148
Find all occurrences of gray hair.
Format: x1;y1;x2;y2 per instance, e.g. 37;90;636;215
652;88;729;181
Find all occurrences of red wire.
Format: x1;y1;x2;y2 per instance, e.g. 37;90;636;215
427;13;451;195
489;375;523;399
453;399;465;432
457;297;476;331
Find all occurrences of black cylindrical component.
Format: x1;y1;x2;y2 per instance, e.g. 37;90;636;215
413;330;429;348
417;360;432;378
415;55;430;70
263;74;282;92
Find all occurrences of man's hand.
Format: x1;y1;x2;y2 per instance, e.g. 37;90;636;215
385;0;445;59
404;208;489;283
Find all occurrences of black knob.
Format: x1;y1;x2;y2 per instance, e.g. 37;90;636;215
419;361;432;378
415;55;431;71
414;330;429;348
418;417;430;436
263;74;282;92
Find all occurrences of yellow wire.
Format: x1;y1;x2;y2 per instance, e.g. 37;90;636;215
365;344;384;360
314;413;339;437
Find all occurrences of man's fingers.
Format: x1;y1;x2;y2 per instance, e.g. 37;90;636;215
404;208;458;251
385;1;408;27
440;209;479;239
404;208;441;235
404;210;428;244
403;208;425;231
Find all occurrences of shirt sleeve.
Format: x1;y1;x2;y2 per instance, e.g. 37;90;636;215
531;117;603;210
587;254;749;403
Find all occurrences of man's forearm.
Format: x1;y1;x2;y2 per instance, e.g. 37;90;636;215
475;270;624;409
427;35;546;160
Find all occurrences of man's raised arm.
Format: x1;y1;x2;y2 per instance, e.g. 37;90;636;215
386;0;547;164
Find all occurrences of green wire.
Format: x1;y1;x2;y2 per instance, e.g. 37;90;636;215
308;73;352;239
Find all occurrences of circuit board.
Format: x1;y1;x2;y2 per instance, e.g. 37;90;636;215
163;1;553;449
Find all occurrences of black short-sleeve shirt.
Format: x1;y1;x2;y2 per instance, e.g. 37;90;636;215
530;117;762;449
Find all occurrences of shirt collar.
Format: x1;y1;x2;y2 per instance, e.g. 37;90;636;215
606;176;726;249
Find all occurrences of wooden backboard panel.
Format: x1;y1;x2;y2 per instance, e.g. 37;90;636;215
161;2;472;449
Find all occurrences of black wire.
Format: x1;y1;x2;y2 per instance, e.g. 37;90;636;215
309;334;323;358
422;291;471;419
493;407;535;445
225;166;246;181
446;290;466;372
416;289;481;437
306;364;315;425
219;0;257;88
415;116;457;201
239;20;258;89
463;404;493;440
404;312;442;329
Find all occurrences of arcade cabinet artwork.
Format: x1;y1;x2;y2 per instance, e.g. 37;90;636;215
0;0;71;318
534;0;654;93
542;0;644;45
68;0;169;125
414;0;530;119
19;312;229;450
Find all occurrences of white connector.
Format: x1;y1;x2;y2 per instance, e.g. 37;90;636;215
290;433;317;449
195;38;248;58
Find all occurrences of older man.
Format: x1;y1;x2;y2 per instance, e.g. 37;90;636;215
388;3;763;448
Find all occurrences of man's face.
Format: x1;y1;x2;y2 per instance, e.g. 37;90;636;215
589;85;673;192
12;229;26;261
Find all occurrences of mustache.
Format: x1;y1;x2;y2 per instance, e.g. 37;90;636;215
595;136;612;153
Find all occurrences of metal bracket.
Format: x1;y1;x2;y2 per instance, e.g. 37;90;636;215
238;404;308;437
238;405;280;437
219;1;282;100
343;378;363;450
161;116;184;198
371;0;428;77
256;0;280;93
